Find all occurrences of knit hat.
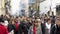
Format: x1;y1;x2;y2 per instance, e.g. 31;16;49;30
0;17;4;23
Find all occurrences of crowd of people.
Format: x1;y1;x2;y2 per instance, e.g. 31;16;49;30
0;14;60;34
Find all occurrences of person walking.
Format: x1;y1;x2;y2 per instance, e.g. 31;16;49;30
0;17;8;34
28;19;42;34
51;18;60;34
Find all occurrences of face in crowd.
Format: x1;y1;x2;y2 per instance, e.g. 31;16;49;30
56;18;60;26
34;19;41;27
47;18;51;24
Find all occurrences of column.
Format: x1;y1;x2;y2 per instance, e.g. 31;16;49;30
1;0;6;15
0;0;2;15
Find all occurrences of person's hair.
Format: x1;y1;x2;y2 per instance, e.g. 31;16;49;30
33;20;38;23
47;18;51;22
33;19;40;23
9;18;15;24
4;16;7;20
1;14;3;17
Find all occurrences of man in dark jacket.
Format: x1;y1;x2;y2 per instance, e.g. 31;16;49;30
18;20;28;34
51;18;60;34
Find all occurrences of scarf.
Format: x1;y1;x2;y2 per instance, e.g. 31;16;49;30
15;22;18;31
33;27;36;34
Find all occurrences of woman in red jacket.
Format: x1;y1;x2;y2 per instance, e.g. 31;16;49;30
0;18;8;34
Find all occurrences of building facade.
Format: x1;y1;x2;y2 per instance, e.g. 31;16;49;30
0;0;60;16
0;0;6;15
